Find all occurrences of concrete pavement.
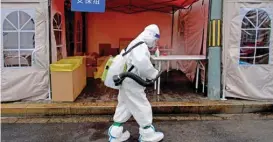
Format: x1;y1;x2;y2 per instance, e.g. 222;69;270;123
2;118;273;142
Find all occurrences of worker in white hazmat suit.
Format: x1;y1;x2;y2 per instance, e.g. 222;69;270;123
108;24;164;142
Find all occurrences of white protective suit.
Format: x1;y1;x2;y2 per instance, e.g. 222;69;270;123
108;24;164;142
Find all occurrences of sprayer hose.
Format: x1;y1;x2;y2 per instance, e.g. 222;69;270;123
113;71;162;87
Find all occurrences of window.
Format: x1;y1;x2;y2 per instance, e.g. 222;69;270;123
2;10;35;67
53;13;63;61
239;9;271;65
76;20;82;53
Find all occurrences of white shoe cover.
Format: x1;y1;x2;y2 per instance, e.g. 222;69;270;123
108;125;130;142
139;126;164;142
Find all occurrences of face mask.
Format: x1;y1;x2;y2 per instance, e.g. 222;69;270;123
148;40;159;49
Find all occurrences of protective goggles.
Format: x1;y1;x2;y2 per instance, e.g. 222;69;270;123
155;33;160;39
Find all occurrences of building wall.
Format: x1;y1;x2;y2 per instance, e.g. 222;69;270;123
86;11;172;54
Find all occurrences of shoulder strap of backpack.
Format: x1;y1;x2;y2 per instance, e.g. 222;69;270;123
127;65;135;72
123;41;144;72
122;41;144;57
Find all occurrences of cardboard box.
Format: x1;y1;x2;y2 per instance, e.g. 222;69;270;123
97;57;105;66
51;57;86;102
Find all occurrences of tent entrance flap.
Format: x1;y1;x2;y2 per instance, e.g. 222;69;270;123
106;0;199;14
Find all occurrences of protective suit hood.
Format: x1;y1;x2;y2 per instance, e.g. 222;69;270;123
136;24;160;48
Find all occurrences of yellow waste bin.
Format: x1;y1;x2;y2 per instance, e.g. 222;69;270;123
50;57;86;102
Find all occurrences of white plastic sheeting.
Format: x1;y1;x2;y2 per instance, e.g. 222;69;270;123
172;0;209;82
223;0;273;100
1;0;50;102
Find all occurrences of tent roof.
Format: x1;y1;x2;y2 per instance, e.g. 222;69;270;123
106;0;199;14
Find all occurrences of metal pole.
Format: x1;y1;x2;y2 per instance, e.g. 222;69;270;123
207;0;223;100
48;0;52;100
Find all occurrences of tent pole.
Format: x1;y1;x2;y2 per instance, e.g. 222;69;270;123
171;7;174;48
48;0;52;100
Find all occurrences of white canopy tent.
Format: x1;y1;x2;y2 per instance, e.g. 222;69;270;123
1;0;50;102
222;0;273;100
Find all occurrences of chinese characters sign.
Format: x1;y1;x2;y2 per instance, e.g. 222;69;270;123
72;0;105;12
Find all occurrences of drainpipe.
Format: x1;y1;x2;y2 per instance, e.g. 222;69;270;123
207;0;223;100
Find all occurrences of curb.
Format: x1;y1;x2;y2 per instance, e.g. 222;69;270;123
1;100;273;117
2;113;273;124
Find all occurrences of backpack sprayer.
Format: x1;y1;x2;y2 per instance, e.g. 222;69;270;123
103;41;163;89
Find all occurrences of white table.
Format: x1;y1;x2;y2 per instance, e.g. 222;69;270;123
151;55;207;95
